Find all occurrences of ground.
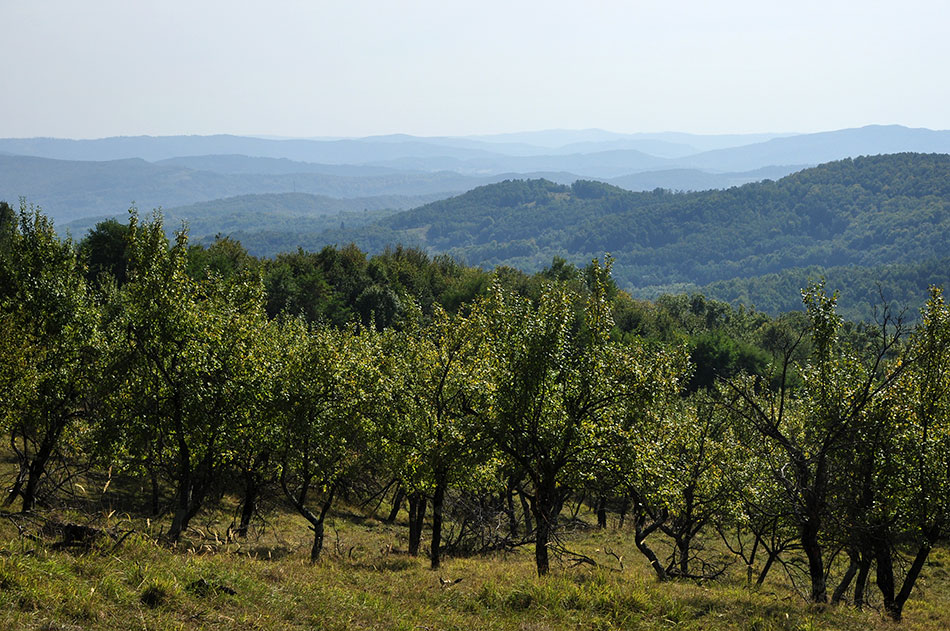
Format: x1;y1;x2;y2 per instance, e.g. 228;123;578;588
1;496;949;631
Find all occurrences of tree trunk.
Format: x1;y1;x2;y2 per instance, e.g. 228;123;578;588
535;513;550;576
20;458;45;512
310;519;325;563
676;536;690;576
853;553;871;608
618;497;629;529
596;496;607;529
631;496;667;581
745;536;760;585
831;551;860;605
308;485;336;564
801;521;827;603
875;538;897;618
530;483;559;577
519;487;533;535
168;478;192;541
634;515;668;581
237;478;259;538
407;492;426;556
237;451;269;538
505;483;519;538
430;474;447;570
881;534;936;622
20;421;65;512
756;551;777;587
385;484;404;524
3;441;27;507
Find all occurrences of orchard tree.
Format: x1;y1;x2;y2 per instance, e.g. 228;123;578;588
652;396;740;578
381;304;495;568
274;319;378;562
0;204;106;511
722;282;905;603
859;287;950;620
119;212;270;540
486;260;686;576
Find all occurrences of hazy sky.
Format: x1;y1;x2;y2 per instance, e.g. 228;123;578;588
4;0;949;138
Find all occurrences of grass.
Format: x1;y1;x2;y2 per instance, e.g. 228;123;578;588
1;499;949;631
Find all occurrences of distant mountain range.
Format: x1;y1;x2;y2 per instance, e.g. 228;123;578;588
0;129;790;163
0;154;498;223
3;128;949;318
71;152;947;322
3;124;949;224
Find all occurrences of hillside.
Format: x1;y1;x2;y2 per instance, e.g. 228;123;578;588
0;154;492;222
8;127;950;224
649;257;950;322
675;125;950;172
63;192;435;254
334;153;950;296
606;165;808;192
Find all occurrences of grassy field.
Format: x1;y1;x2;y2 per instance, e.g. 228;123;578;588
2;496;949;631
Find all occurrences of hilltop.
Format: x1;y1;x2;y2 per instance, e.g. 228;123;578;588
318;153;950;314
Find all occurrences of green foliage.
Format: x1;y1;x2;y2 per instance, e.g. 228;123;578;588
700;257;950;321
113;211;271;538
77;218;131;286
380;305;495;494
8;202;950;622
485;260;688;574
316;154;950;318
0;202;106;510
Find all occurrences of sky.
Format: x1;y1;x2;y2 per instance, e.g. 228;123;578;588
3;0;950;139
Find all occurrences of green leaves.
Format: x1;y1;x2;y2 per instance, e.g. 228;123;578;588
0;202;107;509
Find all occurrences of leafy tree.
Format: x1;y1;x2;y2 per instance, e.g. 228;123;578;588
721;283;904;602
653;396;740;578
855;287;950;620
118;212;269;540
381;304;495;568
485;260;686;575
186;235;259;281
0;204;105;511
274;320;377;562
78;218;131;286
687;329;769;392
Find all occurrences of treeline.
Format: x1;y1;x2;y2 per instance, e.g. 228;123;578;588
331;153;950;296
2;202;950;621
695;256;950;321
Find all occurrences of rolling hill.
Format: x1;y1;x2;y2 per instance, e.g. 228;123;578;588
0;154;499;223
326;153;950;298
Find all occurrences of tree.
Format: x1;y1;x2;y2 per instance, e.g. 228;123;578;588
485;260;686;575
654;396;739;578
118;212;269;540
78;218;131;286
857;287;950;620
381;304;494;568
274;320;376;562
721;282;904;602
0;204;105;511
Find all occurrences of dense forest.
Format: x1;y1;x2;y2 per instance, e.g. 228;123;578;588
694;256;950;322
2;200;950;623
310;154;950;313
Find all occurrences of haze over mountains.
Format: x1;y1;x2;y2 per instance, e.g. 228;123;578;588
2;124;949;229
3;124;950;317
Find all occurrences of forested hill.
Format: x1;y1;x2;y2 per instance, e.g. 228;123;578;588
347;153;950;292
